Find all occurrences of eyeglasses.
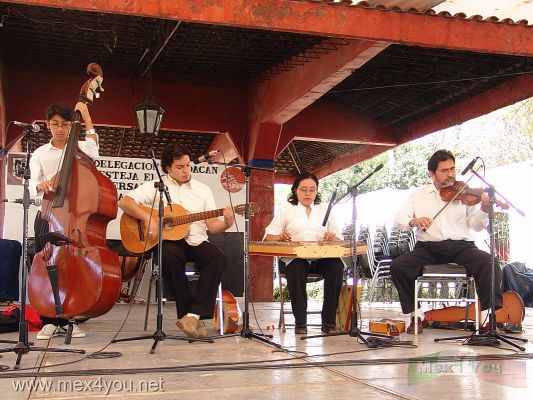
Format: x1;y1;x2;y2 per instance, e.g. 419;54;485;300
297;187;317;194
50;121;72;129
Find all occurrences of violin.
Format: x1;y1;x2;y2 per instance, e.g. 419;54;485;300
422;180;509;231
440;181;509;209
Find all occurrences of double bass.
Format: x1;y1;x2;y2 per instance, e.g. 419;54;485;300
28;63;121;319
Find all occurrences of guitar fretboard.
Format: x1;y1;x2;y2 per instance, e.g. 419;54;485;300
170;208;225;226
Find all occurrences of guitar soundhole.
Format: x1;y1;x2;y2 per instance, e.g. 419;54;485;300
162;217;173;230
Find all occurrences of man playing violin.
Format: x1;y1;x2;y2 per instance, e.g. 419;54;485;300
390;149;503;333
118;143;234;338
29;101;97;340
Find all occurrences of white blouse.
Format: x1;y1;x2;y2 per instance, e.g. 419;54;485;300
265;202;342;241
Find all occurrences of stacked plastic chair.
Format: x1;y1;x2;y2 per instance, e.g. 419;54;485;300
367;227;415;302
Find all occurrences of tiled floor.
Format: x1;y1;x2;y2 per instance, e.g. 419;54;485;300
0;300;532;399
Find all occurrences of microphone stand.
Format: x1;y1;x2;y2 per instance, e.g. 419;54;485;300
112;152;212;353
0;139;85;369
207;161;281;348
435;169;527;351
322;183;339;227
0;125;29;160
303;166;390;346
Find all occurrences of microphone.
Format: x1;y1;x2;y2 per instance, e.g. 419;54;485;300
1;198;42;206
149;147;173;210
163;186;173;209
13;121;41;132
322;182;341;227
461;157;478;175
373;163;384;173
193;150;220;164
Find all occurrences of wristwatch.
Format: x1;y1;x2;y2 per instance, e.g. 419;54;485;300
86;128;96;135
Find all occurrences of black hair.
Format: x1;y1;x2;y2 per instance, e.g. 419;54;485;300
161;143;191;173
428;149;455;172
46;102;74;122
287;171;322;205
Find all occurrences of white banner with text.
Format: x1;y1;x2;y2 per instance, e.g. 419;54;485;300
3;154;246;241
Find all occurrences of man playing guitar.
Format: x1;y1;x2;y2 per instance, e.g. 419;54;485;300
118;143;234;338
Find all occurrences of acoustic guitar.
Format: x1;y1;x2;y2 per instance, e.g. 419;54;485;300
120;203;256;253
213;290;242;334
424;291;524;331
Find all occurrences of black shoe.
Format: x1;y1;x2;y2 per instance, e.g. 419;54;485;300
321;324;339;334
295;325;307;334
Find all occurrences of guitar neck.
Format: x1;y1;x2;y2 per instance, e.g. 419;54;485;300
171;207;225;227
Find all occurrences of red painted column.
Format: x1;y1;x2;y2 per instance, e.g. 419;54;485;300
249;169;274;301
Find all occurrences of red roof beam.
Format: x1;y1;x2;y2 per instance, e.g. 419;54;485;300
7;0;533;57
247;40;388;160
398;74;533;145
312;144;391;180
4;68;247;159
209;132;242;164
252;40;389;125
277;102;397;157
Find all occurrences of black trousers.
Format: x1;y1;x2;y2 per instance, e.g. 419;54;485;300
390;240;503;314
159;240;227;319
283;258;344;326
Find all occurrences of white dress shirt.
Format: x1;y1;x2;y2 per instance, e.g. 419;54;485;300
29;137;99;201
394;183;489;242
126;175;217;246
265;202;343;241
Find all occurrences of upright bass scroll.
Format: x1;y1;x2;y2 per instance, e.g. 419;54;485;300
52;63;104;208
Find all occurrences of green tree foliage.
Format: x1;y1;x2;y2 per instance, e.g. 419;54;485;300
320;98;533;197
320;143;433;195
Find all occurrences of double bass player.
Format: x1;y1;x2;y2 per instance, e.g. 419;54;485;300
28;64;119;341
29;101;97;340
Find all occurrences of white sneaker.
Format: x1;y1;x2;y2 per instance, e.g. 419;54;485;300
36;324;59;340
62;324;86;338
